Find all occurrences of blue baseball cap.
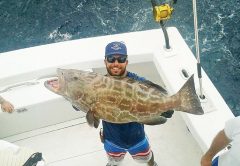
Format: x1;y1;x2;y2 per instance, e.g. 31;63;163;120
105;41;127;57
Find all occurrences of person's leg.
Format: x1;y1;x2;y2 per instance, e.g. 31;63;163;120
104;140;127;166
147;152;157;166
128;137;158;166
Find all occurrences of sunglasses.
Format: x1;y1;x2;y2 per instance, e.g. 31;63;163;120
106;55;127;63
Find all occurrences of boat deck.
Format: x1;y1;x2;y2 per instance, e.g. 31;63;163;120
1;28;233;166
4;112;203;166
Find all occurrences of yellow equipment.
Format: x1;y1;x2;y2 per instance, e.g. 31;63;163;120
153;4;173;22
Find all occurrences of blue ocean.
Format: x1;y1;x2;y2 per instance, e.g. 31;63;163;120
0;0;239;116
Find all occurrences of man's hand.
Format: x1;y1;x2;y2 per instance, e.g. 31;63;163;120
1;100;14;113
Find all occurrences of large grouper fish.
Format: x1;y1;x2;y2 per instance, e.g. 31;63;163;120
44;68;204;128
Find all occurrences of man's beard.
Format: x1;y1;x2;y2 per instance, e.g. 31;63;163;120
107;66;127;76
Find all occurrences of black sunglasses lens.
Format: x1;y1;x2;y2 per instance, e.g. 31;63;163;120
107;56;127;63
107;56;115;63
118;57;127;63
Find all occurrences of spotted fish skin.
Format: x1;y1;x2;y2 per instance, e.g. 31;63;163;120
44;68;203;127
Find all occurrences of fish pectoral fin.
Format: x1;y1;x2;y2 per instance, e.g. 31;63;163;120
86;111;100;128
140;116;167;125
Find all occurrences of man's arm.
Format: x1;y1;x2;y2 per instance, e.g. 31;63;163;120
201;129;231;166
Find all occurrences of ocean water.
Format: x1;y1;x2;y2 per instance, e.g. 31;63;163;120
0;0;239;116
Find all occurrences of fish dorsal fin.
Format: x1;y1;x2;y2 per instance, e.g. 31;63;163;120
142;80;168;95
107;74;168;95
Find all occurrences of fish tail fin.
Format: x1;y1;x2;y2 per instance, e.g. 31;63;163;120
175;75;204;115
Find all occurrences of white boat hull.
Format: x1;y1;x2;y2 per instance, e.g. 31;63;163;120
0;27;234;165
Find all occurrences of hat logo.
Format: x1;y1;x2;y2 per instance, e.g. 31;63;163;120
111;43;122;50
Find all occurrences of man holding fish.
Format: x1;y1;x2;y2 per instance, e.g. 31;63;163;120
101;41;161;166
44;41;203;166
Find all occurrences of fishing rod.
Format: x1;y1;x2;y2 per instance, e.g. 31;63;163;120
150;0;175;49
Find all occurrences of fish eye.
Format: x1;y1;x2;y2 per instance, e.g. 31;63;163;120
73;76;78;80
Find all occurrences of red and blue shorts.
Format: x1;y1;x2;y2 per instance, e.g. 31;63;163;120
104;137;152;165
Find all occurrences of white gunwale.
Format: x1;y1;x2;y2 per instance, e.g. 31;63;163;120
0;27;234;165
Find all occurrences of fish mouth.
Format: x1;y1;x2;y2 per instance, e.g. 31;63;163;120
44;68;66;94
44;78;60;94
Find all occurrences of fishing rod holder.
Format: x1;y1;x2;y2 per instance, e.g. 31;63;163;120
151;0;174;49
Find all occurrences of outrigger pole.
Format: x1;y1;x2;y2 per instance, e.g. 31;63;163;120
150;0;175;49
192;0;205;99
